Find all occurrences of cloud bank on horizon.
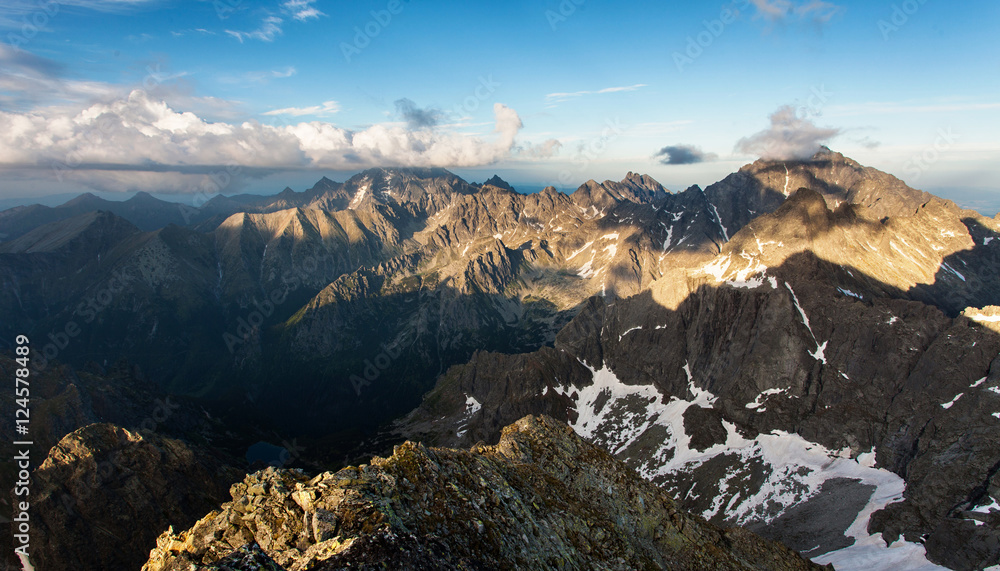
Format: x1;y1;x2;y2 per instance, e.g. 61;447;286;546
0;89;527;193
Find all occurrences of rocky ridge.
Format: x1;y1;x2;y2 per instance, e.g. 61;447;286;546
144;415;826;571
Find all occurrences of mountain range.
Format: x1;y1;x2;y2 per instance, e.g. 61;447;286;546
2;148;998;570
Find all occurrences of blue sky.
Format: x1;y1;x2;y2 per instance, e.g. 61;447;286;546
0;0;998;209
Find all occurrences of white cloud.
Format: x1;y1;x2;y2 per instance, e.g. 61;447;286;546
735;104;841;160
226;16;284;43
282;0;324;21
545;84;647;104
0;91;531;192
218;66;297;86
263;100;339;117
224;1;324;42
519;139;563;159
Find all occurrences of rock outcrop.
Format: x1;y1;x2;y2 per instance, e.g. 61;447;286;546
144;415;825;571
30;423;241;571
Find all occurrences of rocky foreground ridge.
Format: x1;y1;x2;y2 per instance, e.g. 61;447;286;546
143;415;826;571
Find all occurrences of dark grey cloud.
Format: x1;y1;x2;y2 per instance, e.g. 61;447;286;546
394;98;443;130
654;144;717;165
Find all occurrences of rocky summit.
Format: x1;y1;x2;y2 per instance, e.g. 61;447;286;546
143;415;825;571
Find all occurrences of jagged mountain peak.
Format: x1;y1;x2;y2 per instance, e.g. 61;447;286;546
621;171;669;196
480;174;514;191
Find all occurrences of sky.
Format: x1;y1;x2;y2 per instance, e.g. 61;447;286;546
0;0;998;210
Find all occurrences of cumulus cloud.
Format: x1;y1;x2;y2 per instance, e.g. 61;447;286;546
749;0;843;23
0;91;529;193
394;98;443;130
735;104;840;160
654;144;717;165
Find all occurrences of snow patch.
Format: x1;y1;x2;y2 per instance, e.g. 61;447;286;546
700;254;732;281
726;250;768;289
577;254;598;279
619;326;642;341
660;222;674;252
838;287;863;300
746;388;789;410
941;393;964;409
455;394;483;438
567;241;594;261
969;313;1000;324
941;262;966;281
349;182;370;208
809;340;829;364
707;201;729;242
553;362;939;571
785;282;814;337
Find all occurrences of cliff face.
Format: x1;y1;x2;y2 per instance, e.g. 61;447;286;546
144;415;825;571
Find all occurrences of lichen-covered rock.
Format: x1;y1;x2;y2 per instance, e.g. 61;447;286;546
145;415;825;571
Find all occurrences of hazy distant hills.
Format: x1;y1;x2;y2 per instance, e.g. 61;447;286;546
3;150;999;570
